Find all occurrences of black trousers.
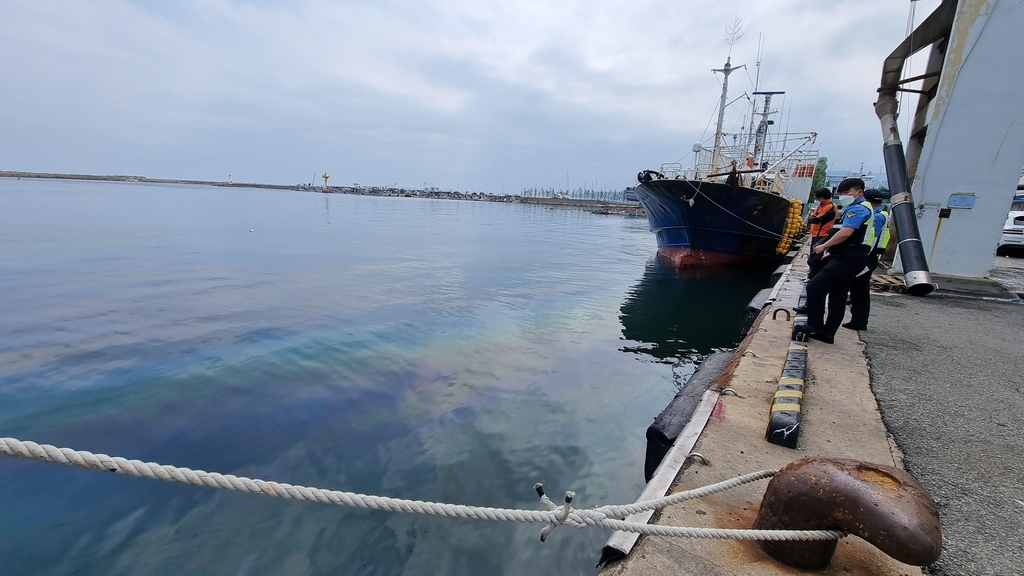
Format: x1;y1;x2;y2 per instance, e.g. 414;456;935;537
848;254;880;328
805;254;867;338
806;236;830;279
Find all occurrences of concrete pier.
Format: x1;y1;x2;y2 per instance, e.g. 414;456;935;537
601;248;927;575
861;274;1024;576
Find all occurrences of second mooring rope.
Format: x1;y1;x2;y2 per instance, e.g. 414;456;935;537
0;437;843;542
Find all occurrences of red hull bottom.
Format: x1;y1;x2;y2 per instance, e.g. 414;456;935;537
657;247;767;268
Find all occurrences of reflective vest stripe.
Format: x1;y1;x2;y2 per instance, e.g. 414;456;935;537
853;201;874;247
865;208;891;252
878;210;891;250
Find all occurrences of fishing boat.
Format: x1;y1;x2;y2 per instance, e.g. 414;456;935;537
632;56;819;267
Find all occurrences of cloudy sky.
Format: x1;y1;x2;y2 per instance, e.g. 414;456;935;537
1;0;938;192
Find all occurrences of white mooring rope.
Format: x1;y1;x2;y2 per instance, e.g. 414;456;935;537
0;437;843;543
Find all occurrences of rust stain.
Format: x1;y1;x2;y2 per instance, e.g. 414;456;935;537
929;216;943;262
833;509;855;522
859;468;901;489
714;304;773;390
931;0;992;123
707;497;771;565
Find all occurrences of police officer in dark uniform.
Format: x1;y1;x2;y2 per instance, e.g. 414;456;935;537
804;178;872;344
844;188;891;331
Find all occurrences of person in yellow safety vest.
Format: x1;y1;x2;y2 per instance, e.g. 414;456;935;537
844;188;891;331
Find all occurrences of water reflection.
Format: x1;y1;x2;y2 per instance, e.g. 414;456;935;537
0;179;675;575
619;256;775;364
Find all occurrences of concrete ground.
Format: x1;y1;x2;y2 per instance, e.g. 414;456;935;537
989;253;1024;295
861;269;1024;576
602;252;925;576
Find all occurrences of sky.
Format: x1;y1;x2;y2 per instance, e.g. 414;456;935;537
0;0;941;192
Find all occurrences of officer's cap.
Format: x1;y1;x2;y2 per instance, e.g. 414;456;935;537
863;189;890;202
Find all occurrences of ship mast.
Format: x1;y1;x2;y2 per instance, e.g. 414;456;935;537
711;58;744;175
711;58;732;175
752;91;783;166
746;35;764;147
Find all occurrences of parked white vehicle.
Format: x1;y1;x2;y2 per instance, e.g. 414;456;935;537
997;211;1024;255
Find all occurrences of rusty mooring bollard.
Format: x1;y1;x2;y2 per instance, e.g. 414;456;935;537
753;457;941;570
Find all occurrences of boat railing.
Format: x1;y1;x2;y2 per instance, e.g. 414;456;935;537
750;174;783;194
693;145;753;179
659;163;683;179
759;150;819;177
690;134;819;181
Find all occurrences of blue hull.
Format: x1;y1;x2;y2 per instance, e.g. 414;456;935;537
633;179;791;266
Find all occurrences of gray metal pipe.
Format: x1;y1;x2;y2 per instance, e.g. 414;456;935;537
874;93;935;296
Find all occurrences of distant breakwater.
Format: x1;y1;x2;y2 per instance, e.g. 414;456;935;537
0;171;642;213
0;170;299;191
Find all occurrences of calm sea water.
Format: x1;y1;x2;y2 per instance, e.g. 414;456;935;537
0;178;772;575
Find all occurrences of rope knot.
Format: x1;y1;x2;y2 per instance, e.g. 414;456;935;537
536;485;586;541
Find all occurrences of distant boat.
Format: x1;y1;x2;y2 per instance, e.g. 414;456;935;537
632;56;818;267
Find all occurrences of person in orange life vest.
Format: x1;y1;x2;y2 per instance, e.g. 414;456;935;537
805;188;838;280
807;188;837;241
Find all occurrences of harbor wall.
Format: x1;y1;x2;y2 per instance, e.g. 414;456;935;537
603;246;920;575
